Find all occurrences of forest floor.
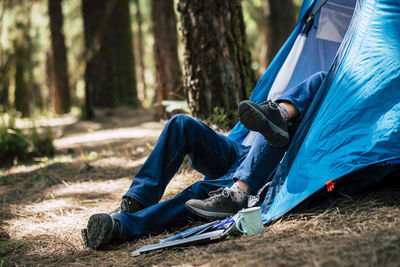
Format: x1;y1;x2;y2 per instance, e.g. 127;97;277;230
1;108;400;267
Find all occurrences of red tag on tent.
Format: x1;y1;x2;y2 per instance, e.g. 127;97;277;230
325;180;335;192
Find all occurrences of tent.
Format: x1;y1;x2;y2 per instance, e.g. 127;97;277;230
229;0;400;224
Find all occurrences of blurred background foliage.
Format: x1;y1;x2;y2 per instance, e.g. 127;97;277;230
0;0;301;165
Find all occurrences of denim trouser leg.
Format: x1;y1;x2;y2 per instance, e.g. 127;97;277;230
233;133;287;193
124;114;249;207
115;71;326;240
231;72;326;193
116;173;237;242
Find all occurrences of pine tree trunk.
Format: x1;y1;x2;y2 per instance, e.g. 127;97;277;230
14;12;34;117
111;0;138;106
262;1;271;68
134;0;147;102
152;0;183;120
0;81;9;109
0;55;11;109
178;0;255;123
82;0;108;116
82;0;138;113
14;43;32;117
48;0;71;114
266;0;296;62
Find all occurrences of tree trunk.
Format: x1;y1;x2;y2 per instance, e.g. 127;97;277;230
82;0;138;114
261;1;270;69
13;11;34;117
266;0;296;63
152;0;183;120
48;0;71;114
0;81;9;109
14;43;32;117
0;55;11;110
178;0;255;123
134;0;147;102
111;0;138;106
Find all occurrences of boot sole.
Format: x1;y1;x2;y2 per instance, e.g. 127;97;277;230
239;101;289;147
185;203;234;220
82;213;115;249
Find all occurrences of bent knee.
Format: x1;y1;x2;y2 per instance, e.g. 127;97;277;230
167;114;198;130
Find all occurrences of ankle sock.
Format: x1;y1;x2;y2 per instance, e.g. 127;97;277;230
230;182;250;204
277;103;290;121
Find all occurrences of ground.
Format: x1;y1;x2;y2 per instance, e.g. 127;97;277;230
1;108;399;266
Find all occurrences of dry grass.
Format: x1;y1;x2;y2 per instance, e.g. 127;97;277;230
1;109;399;266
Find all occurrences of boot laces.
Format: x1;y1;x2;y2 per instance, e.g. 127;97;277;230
267;100;278;109
260;100;278;110
109;207;121;216
205;188;230;202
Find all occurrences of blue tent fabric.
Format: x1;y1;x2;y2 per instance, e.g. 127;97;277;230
229;0;399;224
259;0;400;224
228;0;352;143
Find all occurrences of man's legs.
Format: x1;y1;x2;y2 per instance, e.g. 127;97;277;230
185;133;288;218
115;175;236;242
232;133;287;193
124;114;249;208
185;72;327;219
82;114;249;248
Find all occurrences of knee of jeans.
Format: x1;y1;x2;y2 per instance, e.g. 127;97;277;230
168;114;199;136
168;114;192;129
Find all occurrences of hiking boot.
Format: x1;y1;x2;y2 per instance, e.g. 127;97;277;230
185;188;247;220
109;196;144;217
81;213;120;249
238;100;289;146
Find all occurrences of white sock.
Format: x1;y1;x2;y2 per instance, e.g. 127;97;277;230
230;182;249;204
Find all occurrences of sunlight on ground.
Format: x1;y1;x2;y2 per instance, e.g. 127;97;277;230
1;163;45;176
6;177;133;255
11;114;80;129
89;156;147;176
54;122;163;148
4;167;201;257
1;116;168;257
1;114;209;261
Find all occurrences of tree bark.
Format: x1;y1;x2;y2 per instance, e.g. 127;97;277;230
13;10;34;117
134;0;147;102
266;0;296;63
82;0;109;117
48;0;71;114
14;42;32;117
178;0;255;123
0;1;10;110
0;55;11;109
152;0;183;120
82;0;138;115
111;0;138;106
0;81;9;109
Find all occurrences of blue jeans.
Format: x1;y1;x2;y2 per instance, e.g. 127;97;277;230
114;71;326;241
115;115;286;242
